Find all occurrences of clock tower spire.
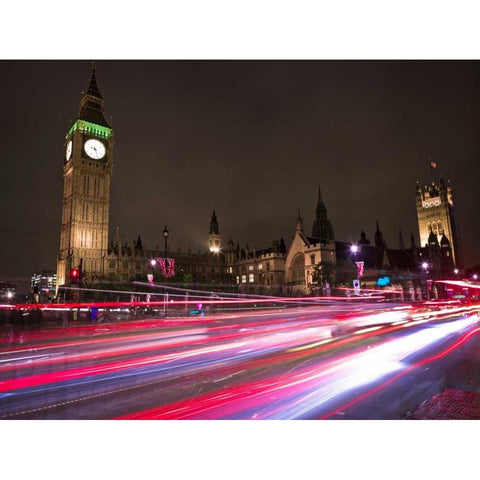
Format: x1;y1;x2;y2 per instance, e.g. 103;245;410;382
56;63;114;292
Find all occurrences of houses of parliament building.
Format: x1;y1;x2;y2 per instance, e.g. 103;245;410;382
56;66;462;296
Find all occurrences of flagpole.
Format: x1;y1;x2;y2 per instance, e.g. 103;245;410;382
429;157;437;183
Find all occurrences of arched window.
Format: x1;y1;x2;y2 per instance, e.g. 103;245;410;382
292;253;305;285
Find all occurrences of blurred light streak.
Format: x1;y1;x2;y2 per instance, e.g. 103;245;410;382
320;323;480;419
354;326;383;335
118;314;480;419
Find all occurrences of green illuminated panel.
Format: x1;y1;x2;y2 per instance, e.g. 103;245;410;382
66;120;112;139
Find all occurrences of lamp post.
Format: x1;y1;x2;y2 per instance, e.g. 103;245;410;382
350;244;359;295
422;261;429;300
163;226;169;317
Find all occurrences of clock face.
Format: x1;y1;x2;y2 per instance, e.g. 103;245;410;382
65;140;72;161
84;139;106;160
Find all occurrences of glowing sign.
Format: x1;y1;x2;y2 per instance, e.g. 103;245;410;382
377;276;390;287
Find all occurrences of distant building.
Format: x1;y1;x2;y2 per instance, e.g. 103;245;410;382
232;239;287;295
284;194;336;295
415;178;461;268
31;272;57;302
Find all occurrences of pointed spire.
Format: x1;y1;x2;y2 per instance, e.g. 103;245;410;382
440;232;450;247
312;185;334;241
209;210;219;234
78;61;110;128
374;221;387;249
358;230;370;245
296;207;304;234
428;228;439;246
399;228;405;250
114;226;121;248
86;61;103;99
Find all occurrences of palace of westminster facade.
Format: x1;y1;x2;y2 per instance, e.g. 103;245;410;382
56;67;462;296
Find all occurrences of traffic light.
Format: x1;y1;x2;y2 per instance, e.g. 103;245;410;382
70;268;79;283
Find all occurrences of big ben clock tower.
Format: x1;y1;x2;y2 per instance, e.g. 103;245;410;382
56;63;113;290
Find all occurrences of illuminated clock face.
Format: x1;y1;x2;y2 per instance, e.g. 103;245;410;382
84;139;106;160
65;140;72;161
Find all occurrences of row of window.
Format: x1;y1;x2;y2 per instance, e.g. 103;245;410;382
240;262;271;273
236;273;274;285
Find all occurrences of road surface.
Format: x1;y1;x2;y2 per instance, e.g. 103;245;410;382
1;301;479;419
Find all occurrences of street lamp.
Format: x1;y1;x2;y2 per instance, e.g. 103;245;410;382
350;244;359;295
163;226;169;317
421;262;429;300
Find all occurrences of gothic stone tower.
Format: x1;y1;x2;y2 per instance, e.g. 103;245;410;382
415;177;462;268
208;211;221;253
311;185;334;241
56;64;113;288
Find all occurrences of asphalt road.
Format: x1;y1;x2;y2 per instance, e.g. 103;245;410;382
1;301;479;419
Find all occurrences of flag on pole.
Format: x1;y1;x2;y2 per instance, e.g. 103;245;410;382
166;258;175;277
158;257;166;277
355;261;364;278
430;160;437;168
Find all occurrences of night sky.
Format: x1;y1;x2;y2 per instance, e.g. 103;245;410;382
2;60;480;291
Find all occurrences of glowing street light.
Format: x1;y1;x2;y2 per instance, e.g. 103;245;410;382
474;274;478;281
350;244;359;254
150;259;157;266
421;262;428;271
454;268;459;275
163;226;169;317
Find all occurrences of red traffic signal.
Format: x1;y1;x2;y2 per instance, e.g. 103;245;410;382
70;268;79;281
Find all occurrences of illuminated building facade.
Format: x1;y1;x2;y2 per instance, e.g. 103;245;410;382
31;271;57;302
232;240;287;295
415;178;461;268
208;211;221;253
56;64;113;289
55;65;461;298
284;187;337;294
